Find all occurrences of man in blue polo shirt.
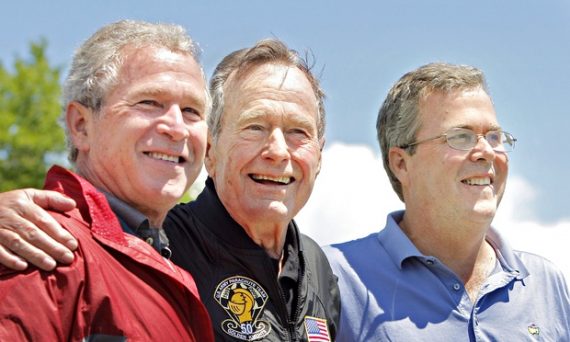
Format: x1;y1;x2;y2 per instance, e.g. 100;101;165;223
324;62;570;341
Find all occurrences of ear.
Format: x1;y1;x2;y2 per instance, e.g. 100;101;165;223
66;101;94;153
204;133;216;178
315;137;325;176
388;146;411;187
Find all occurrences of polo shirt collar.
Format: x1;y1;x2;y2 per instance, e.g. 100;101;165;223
378;210;530;280
377;210;424;269
486;227;529;279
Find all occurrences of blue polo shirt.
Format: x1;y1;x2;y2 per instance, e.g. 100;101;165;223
323;210;570;341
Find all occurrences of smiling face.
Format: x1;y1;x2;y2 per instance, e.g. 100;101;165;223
72;45;208;225
399;87;508;224
205;63;323;231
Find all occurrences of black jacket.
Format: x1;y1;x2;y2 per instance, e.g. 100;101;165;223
165;178;340;341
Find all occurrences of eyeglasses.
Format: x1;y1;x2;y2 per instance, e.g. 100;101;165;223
400;127;517;152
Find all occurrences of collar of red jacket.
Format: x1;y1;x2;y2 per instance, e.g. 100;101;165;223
44;165;127;245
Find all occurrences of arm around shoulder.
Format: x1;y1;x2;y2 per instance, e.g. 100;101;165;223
0;188;78;271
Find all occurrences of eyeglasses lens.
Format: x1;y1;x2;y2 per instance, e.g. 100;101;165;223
446;129;514;152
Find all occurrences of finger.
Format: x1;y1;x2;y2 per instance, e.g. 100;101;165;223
0;229;57;271
25;189;76;212
0;244;28;271
21;191;78;251
0;214;74;266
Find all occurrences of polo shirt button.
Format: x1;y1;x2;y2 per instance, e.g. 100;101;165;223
453;283;461;291
146;237;154;245
426;259;435;265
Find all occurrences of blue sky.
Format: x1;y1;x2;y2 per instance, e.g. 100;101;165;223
3;1;569;224
2;1;570;275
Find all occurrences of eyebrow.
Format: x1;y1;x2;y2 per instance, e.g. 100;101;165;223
238;108;265;121
453;124;502;131
238;108;316;130
129;86;206;107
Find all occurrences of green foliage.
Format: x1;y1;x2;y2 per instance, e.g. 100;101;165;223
0;39;65;191
179;190;196;204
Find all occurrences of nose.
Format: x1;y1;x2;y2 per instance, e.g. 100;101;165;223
470;135;495;162
157;104;189;141
262;128;290;162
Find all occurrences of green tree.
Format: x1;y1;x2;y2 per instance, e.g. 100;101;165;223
0;39;65;191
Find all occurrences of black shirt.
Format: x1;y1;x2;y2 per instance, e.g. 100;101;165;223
164;178;340;341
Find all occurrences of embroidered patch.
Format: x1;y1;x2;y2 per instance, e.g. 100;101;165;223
214;276;271;341
304;316;331;342
527;323;540;337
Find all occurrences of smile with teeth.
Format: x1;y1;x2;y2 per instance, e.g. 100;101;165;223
462;177;492;186
250;174;293;185
145;152;183;163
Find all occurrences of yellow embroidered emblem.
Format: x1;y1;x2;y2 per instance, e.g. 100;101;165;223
214;276;271;341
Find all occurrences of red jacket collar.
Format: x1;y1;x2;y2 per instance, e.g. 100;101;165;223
44;165;126;245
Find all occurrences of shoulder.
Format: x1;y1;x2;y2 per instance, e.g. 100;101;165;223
0;256;85;340
166;202;195;223
323;232;379;265
164;202;198;238
510;250;570;318
513;249;568;282
0;247;86;289
505;249;570;307
299;233;333;270
299;233;338;291
299;233;322;252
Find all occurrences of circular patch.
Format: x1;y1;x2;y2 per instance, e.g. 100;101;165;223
214;275;271;341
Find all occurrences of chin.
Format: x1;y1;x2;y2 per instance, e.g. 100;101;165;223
249;202;293;222
269;200;296;214
471;201;498;219
145;186;185;206
163;187;187;200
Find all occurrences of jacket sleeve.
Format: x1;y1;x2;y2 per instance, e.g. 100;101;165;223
0;256;85;340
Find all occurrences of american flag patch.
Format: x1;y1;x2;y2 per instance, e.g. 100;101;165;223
304;316;330;342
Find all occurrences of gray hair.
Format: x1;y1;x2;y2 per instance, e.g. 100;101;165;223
62;20;208;162
208;38;326;142
376;62;489;201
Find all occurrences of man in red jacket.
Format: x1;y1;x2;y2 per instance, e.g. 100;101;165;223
0;20;214;341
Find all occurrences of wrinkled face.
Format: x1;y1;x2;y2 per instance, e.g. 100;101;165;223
205;63;323;228
75;46;208;223
402;88;508;223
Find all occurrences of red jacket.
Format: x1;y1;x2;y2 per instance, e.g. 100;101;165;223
0;166;214;341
